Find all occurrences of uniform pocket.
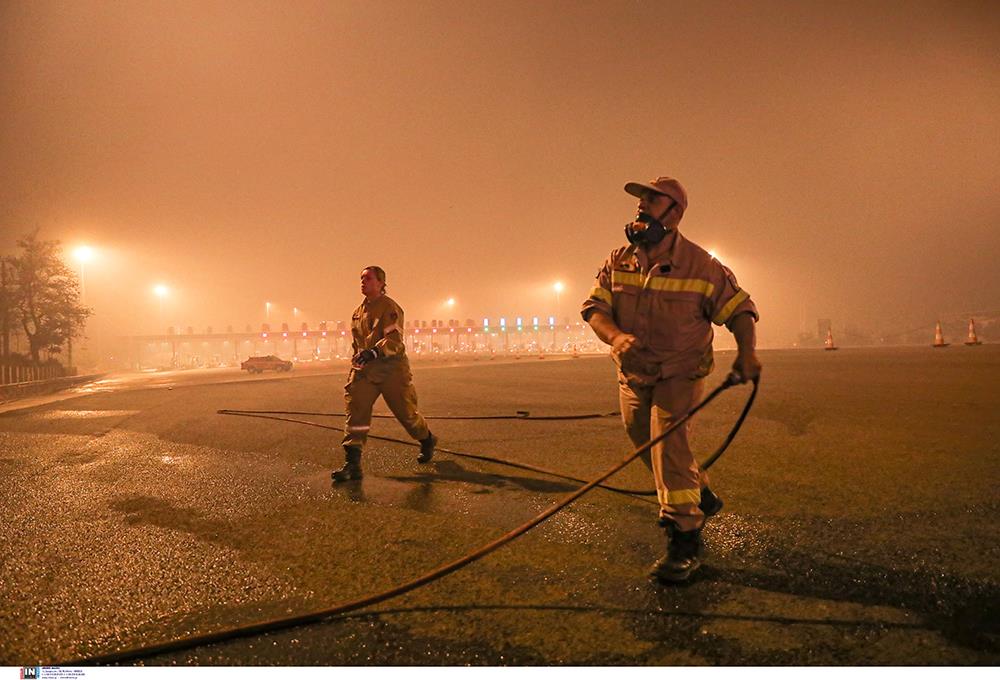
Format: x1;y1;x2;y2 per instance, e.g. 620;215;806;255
344;368;358;388
612;288;639;333
647;297;705;351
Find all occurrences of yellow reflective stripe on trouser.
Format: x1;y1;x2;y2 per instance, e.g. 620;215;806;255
589;284;612;305
647;277;715;296
658;487;701;507
713;289;750;325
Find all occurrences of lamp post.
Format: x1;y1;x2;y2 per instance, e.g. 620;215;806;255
71;246;96;370
553;281;564;348
153;284;169;330
73;246;94;301
445;299;456;351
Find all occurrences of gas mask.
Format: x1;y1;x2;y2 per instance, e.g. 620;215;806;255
624;211;670;247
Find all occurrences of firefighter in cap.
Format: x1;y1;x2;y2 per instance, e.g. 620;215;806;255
581;176;761;582
332;265;437;483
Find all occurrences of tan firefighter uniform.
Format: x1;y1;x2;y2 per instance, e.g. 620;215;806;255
581;234;758;532
342;294;431;449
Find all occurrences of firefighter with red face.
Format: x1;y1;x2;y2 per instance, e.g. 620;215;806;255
332;266;437;483
581;177;761;582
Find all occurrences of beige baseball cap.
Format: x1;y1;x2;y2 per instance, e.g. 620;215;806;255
624;176;688;210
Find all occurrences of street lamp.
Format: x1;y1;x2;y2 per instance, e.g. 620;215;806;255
265;301;272;322
73;245;94;301
153;284;169;328
553;281;564;323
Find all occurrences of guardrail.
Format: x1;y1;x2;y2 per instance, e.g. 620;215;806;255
0;372;104;403
1;364;74;385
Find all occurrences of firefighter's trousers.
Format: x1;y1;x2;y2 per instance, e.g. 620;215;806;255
342;358;430;449
619;374;709;532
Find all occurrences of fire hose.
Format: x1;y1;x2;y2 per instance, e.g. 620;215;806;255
64;373;758;665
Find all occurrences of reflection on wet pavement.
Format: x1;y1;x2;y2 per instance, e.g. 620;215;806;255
1;350;998;664
32;410;141;419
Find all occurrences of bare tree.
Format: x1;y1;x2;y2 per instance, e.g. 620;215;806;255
9;230;91;365
0;257;13;360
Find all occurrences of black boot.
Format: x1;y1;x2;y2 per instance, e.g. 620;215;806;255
417;432;437;464
699;487;724;519
649;523;703;583
332;445;363;483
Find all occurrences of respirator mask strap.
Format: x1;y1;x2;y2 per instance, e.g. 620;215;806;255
624;198;677;246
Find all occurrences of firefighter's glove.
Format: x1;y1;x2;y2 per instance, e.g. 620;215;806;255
352;348;379;366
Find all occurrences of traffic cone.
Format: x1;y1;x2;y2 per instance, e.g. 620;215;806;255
824;328;838;351
965;318;982;346
538;348;545;360
933;321;949;347
572;344;580;358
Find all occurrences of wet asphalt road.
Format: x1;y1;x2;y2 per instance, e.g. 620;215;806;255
1;348;998;665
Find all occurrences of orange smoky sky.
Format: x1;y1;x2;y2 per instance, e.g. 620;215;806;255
1;0;997;346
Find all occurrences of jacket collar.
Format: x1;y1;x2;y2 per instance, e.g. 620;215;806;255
633;230;684;272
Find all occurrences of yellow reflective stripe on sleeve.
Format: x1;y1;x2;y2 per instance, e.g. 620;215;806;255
647;277;715;296
657;488;702;507
713;289;750;325
589;285;612;305
611;270;644;287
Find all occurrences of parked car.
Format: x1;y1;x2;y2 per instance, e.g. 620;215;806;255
240;355;293;374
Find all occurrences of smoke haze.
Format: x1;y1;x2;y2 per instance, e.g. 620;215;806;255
1;0;997;348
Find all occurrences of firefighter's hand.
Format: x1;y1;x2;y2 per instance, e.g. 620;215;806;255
731;350;762;383
611;332;641;359
352;348;379;367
